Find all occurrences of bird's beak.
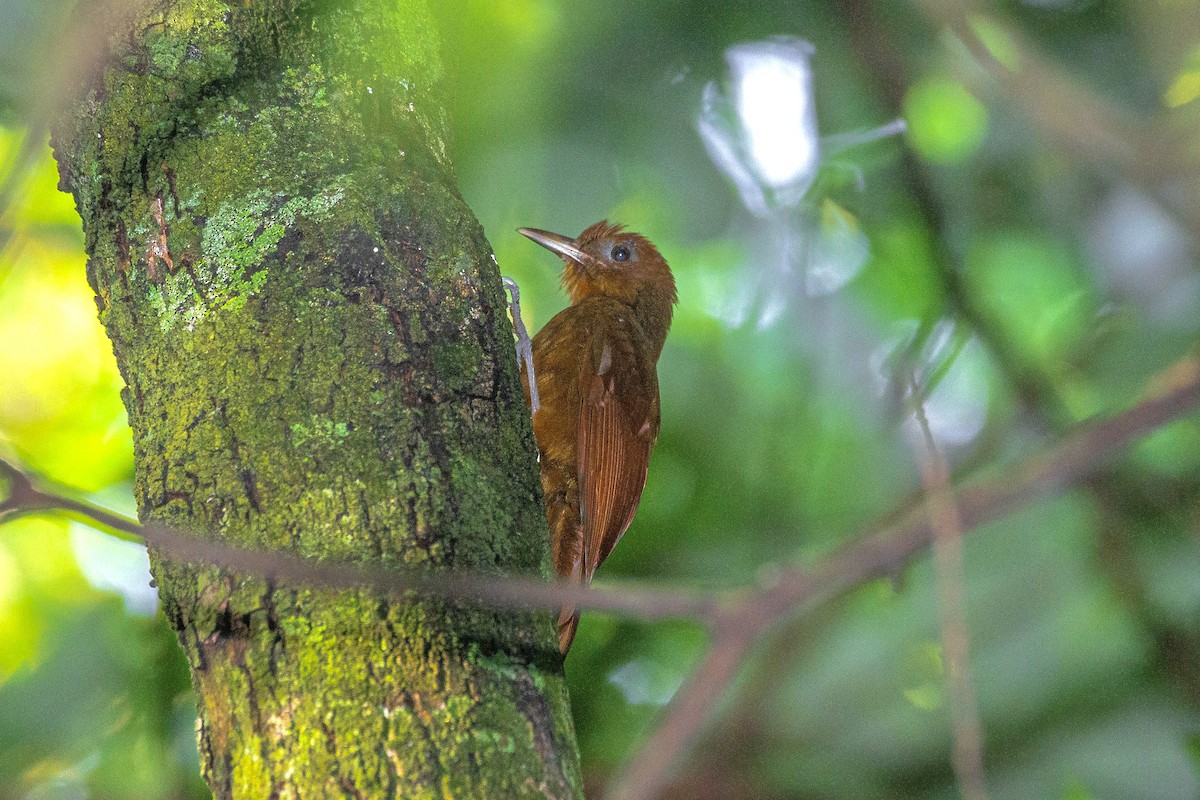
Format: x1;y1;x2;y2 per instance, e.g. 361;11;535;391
517;227;593;273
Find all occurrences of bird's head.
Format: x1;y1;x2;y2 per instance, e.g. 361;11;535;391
518;220;677;308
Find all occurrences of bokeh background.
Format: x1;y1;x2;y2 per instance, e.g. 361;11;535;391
3;0;1200;798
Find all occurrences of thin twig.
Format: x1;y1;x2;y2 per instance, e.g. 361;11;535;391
834;0;1074;425
0;463;719;623
908;381;989;800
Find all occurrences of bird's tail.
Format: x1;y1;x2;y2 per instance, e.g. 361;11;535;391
557;533;585;654
558;607;581;654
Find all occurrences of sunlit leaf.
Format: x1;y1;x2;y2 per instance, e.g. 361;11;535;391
904;76;988;163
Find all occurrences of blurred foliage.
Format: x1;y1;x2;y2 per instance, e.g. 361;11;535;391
2;0;1200;798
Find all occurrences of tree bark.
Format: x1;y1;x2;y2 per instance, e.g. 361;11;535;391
51;1;582;797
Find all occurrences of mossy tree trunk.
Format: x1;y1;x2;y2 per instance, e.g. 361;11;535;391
51;1;582;797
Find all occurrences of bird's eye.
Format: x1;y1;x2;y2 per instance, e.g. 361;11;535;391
611;244;631;262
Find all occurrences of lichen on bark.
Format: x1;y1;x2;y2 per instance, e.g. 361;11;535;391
51;1;582;797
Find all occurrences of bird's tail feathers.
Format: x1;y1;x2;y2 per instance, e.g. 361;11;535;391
558;608;581;653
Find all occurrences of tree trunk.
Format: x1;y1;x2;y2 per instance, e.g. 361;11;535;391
51;1;582;797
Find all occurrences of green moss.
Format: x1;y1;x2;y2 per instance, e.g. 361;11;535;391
148;186;348;331
52;0;576;797
231;732;271;797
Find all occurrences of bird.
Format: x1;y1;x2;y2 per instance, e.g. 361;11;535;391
516;220;677;654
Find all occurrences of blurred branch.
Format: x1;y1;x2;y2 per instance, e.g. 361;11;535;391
835;0;1073;424
0;459;720;624
5;350;1199;800
838;0;1200;715
604;353;1200;800
0;459;145;543
909;381;989;800
606;619;757;800
915;0;1200;237
0;0;152;253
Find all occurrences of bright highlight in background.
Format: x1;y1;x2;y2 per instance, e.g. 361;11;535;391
698;36;821;215
729;38;819;190
696;37;904;328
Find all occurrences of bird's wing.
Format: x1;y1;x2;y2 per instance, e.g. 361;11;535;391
577;335;659;583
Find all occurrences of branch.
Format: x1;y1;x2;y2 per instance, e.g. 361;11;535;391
0;461;719;624
915;0;1200;237
604;622;757;800
909;382;989;800
602;352;1200;800
834;0;1073;424
6;355;1197;637
5;352;1198;800
835;0;1200;723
